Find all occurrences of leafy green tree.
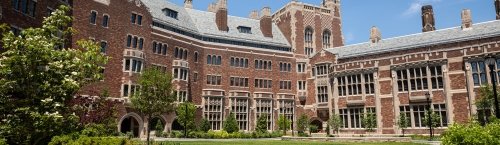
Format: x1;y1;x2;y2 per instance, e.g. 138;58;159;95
155;120;164;137
176;102;196;132
328;114;342;134
297;114;309;134
199;118;211;132
422;109;441;128
131;68;176;144
223;112;239;133
0;6;108;145
475;85;499;124
256;114;269;133
397;112;410;137
362;112;377;132
277;115;291;135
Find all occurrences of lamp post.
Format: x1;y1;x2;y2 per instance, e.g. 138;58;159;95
425;92;432;141
486;57;500;119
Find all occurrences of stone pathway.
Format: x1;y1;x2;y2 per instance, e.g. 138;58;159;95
151;137;281;142
412;140;441;145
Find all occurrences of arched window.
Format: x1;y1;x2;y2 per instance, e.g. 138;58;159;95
212;55;217;64
174;47;179;58
194;52;199;62
322;30;331;48
132;36;138;48
235;58;240;67
207;55;212;64
216;56;222;65
305;27;313;44
183;50;188;60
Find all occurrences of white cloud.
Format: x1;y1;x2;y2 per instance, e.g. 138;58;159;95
344;33;355;44
402;0;442;16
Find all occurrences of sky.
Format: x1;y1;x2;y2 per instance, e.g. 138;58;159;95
169;0;495;45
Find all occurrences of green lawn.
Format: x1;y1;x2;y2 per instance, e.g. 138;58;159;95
161;140;426;145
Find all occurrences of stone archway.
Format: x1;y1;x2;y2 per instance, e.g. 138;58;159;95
171;118;184;131
118;113;143;137
149;116;166;133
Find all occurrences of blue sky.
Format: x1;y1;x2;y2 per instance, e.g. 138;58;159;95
169;0;495;45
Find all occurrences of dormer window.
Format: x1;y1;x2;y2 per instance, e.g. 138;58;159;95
237;26;252;34
163;8;178;19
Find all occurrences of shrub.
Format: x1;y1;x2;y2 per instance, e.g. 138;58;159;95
223;112;239;133
309;125;318;133
0;138;6;145
199;118;211;133
49;135;134;145
441;122;499;145
170;131;183;138
297;114;309;133
298;132;310;137
256;114;269;133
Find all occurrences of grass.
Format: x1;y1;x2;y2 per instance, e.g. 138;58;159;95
156;140;427;145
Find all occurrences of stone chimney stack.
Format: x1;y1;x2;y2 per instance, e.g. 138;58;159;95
184;0;193;9
370;26;381;43
208;3;216;12
260;7;273;38
215;0;228;31
496;0;500;20
461;9;472;30
421;5;436;32
249;10;259;20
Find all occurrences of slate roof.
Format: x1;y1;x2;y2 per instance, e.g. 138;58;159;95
326;20;500;59
141;0;291;48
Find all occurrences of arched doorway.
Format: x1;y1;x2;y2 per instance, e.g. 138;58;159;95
171;119;184;131
120;116;140;137
310;119;323;133
149;117;165;133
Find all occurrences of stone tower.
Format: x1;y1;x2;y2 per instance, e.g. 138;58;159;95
421;5;436;32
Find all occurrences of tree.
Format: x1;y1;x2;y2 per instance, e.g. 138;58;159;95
199;118;211;132
223;112;239;133
328;114;342;134
0;6;108;145
397;112;410;137
155;120;164;137
476;85;498;124
176;102;196;132
277;115;291;135
131;68;176;145
256;114;269;133
297;114;309;134
362;112;377;132
422;109;441;129
70;89;119;136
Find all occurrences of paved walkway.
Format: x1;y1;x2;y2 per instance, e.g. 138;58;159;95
412;140;442;145
151;137;281;142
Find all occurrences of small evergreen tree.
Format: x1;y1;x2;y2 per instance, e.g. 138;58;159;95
423;109;441;128
199;118;211;132
223;112;239;133
155;121;164;137
397;112;410;137
297;114;309;133
328;114;342;134
362;112;377;132
256;114;269;133
176;102;196;132
277;115;291;135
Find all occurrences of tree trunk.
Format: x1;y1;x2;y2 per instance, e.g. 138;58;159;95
146;114;151;145
402;129;405;137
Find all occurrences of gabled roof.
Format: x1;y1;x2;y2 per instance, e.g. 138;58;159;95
141;0;291;49
326;20;500;59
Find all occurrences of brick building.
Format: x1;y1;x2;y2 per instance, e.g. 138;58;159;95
3;0;500;138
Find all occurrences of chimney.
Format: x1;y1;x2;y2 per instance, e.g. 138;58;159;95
184;0;193;9
496;0;500;20
421;5;436;32
370;26;381;43
215;0;228;31
260;7;273;38
249;10;259;20
208;3;216;12
323;0;335;8
461;9;472;30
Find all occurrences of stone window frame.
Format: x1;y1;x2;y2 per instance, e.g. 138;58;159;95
322;29;332;48
297;80;307;91
394;64;445;92
469;60;488;87
305;47;314;57
399;103;448;128
173;67;188;81
126;34;144;50
121;83;140;98
194;52;199;63
230;76;249;88
297;62;306;73
100;40;108;54
279;80;292;90
174;47;189;60
316;86;328;103
152;41;168;56
315;64;330;76
207;54;222;66
206;74;222;86
230;57;249;68
279;62;292;72
364;73;375;95
174;90;188;103
130;12;143;26
102;13;110;28
123;57;143;73
230;98;249;131
151;63;168;73
337;73;373;97
255;99;274;131
279;99;294;129
254;78;272;89
204;96;224;131
254;59;272;71
90;10;98;25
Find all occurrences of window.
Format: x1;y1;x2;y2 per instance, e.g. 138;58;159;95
237;26;252;34
298;81;306;91
207;75;222;86
152;64;167;73
130;13;136;24
316;64;329;76
12;0;36;17
123;58;143;73
163;8;178;19
230;57;249;68
280;62;292;72
90;11;97;24
339;109;348;128
395;65;444;92
400;104;448;128
255;79;272;89
280;81;292;90
297;63;306;73
102;14;109;27
364;74;375;95
322;30;331;48
194;52;199;62
138;38;144;50
470;61;487;86
339;108;363;129
230;77;249;87
137;15;142;25
175;90;187;102
231;98;249;130
256;99;273;130
153;42;168;56
173;68;188;81
279;100;294;129
126;35;143;49
305;47;314;56
131;13;143;25
204;97;223;130
100;41;107;53
305;27;313;44
122;84;140;97
317;86;328;103
126;35;132;47
193;73;198;82
255;59;272;70
207;55;222;65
